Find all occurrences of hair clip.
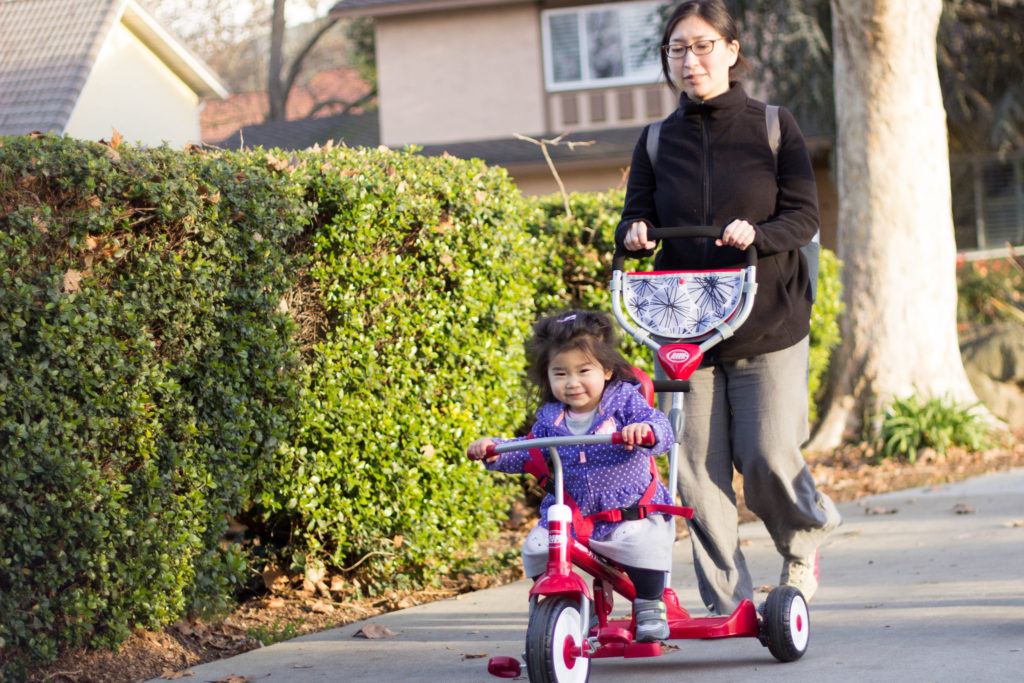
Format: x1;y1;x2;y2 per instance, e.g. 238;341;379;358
557;314;577;323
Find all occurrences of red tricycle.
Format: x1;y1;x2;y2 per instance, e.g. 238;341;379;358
485;226;810;682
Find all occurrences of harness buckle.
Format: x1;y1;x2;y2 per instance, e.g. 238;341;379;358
619;505;648;521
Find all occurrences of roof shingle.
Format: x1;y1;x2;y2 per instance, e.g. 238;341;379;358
0;0;122;135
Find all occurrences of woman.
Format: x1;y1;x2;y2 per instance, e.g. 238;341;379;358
616;0;840;616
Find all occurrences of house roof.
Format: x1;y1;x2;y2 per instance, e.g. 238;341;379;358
211;111;382;152
0;0;228;137
211;109;640;171
329;0;528;19
419;126;641;169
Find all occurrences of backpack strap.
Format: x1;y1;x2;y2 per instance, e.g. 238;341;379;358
645;118;663;170
766;104;820;302
765;104;781;171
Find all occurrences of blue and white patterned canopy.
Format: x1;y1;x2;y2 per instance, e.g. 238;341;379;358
623;270;744;340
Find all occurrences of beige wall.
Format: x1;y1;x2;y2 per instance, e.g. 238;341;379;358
66;22;202;147
509;163;630;196
377;4;546;146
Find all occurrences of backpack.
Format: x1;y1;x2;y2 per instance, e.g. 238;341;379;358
644;104;820;301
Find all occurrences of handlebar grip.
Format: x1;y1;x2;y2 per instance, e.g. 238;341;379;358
610;430;656;447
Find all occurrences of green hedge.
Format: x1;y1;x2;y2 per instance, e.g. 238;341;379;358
0;136;308;674
1;137;842;676
249;146;541;592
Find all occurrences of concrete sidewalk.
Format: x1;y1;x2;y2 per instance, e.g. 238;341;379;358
148;469;1024;682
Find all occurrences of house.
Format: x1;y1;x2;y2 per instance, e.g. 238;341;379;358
0;0;228;147
213;111;380;152
325;0;839;249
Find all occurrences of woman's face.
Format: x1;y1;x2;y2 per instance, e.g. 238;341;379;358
667;15;739;101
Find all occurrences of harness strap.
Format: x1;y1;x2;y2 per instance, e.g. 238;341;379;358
586;456;693;523
524;432;691;545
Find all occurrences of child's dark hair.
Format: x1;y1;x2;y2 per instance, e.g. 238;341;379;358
525;310;638;405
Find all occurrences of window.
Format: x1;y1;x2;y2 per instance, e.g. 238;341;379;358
541;1;663;92
952;153;1024;252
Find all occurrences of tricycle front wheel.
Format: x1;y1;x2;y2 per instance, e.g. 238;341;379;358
525;596;591;683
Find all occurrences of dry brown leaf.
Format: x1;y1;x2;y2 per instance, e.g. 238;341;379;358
866;506;899;515
63;269;83;293
160;670;194;679
354;623;400;639
461;652;488;660
309;600;335;614
110;128;123;149
261;565;288;592
952;503;976;514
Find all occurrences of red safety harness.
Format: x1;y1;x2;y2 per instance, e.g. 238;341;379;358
522;433;693;545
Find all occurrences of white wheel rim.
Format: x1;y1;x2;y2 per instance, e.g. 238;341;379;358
551;605;588;682
788;596;810;652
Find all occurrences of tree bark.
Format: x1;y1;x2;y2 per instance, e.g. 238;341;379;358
810;0;980;450
267;0;287;121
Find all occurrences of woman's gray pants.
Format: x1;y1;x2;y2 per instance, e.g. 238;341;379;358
656;336;840;615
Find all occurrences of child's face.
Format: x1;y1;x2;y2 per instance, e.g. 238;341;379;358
547;348;613;414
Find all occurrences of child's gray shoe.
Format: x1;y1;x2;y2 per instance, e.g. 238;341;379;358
633;598;669;642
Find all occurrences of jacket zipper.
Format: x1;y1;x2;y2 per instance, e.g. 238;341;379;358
700;110;713;262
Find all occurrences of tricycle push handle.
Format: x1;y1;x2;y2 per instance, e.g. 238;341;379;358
612;225;756;271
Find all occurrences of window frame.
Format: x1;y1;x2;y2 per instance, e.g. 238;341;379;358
540;0;664;93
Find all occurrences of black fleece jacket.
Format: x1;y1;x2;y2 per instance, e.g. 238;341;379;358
615;83;819;362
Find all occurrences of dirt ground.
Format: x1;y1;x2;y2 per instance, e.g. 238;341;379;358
25;433;1024;683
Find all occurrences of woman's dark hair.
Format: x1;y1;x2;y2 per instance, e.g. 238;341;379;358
525;310;637;405
659;0;750;90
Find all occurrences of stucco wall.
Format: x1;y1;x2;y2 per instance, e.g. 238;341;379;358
377;4;545;146
65;22;201;147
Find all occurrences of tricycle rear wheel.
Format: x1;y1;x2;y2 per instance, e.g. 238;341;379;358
761;585;809;662
525;597;591;683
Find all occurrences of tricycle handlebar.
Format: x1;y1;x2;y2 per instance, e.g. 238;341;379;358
483;431;655;457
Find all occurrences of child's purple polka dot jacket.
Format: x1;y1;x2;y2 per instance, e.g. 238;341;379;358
485;380;675;541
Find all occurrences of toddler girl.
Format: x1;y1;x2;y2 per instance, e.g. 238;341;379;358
468;310;676;641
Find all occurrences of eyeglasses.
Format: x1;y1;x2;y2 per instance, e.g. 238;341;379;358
662;39;722;59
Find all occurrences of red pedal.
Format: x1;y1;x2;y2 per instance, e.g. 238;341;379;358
487;656;522;678
597;625;632;645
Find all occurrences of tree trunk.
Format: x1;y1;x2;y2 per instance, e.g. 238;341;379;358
267;0;287;121
810;0;980;450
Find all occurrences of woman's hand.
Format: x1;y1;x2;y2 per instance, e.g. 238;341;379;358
467;437;498;463
717;219;756;250
620;423;654;450
623;221;656;251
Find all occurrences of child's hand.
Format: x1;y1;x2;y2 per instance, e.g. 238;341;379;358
620;423;654;450
467;437;498;463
